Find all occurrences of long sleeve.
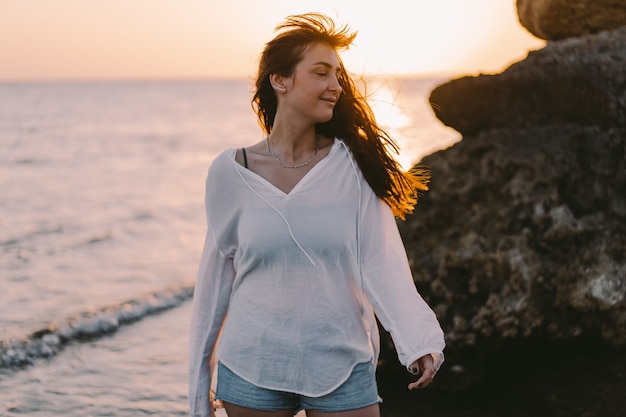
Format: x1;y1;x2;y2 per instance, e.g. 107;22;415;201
359;189;445;372
188;160;237;417
188;228;234;417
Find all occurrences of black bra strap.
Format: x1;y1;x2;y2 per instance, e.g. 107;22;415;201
242;147;248;168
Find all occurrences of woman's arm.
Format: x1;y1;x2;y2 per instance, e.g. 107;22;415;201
188;228;235;417
359;190;445;381
189;159;238;417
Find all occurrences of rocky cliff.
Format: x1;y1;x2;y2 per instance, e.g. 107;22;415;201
517;0;626;40
429;26;626;136
378;2;626;416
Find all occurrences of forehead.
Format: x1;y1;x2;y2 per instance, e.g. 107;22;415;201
299;42;341;68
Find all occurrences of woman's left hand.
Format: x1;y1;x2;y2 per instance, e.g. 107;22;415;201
407;354;436;390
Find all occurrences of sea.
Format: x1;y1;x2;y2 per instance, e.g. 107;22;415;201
0;77;460;416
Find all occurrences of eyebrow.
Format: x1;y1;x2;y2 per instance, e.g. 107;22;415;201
311;61;341;71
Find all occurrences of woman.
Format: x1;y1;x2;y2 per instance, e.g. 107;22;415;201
189;13;445;417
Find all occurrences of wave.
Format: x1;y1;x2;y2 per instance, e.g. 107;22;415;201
0;283;194;373
0;224;66;247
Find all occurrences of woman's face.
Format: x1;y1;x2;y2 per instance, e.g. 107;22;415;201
279;42;343;124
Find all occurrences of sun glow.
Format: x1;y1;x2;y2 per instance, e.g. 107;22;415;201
0;0;544;81
366;85;414;170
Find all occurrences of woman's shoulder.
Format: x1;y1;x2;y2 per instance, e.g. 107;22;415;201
207;148;237;174
204;149;240;193
332;138;362;173
212;147;237;164
333;137;352;157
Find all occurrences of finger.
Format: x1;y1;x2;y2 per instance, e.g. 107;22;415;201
408;372;432;390
408;367;435;390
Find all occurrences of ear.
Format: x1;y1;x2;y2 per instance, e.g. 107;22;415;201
269;74;287;93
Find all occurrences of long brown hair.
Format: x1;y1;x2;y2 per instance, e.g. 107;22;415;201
252;13;429;219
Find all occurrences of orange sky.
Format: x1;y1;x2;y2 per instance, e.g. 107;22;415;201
0;0;545;81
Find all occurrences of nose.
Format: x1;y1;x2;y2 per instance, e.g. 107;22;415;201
329;76;342;94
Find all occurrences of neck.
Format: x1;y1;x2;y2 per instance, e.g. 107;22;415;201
266;126;318;158
266;133;320;168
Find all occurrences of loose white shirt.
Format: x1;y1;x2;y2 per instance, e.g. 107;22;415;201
188;139;445;417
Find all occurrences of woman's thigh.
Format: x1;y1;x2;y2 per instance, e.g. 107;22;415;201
305;403;380;417
222;401;296;417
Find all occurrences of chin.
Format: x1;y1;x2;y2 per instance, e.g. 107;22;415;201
318;111;334;123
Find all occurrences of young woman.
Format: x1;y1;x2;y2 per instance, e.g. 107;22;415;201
189;13;445;417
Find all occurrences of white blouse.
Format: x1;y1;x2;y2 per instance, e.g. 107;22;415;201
188;139;445;417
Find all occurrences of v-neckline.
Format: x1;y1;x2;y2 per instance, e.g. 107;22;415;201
234;139;339;196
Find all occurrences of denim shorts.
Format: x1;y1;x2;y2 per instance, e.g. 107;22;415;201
214;360;381;413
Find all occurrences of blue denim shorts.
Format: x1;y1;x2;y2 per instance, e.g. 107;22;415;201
215;360;381;413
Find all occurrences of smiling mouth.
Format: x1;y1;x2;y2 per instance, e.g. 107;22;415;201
321;98;337;105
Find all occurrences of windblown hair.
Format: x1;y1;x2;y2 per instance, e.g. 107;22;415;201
252;13;429;219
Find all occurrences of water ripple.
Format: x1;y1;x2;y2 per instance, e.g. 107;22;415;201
0;283;194;373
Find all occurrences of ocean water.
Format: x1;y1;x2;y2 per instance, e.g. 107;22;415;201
0;78;460;416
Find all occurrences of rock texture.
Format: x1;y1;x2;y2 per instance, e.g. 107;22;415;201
378;127;626;416
517;0;626;40
376;3;626;417
429;26;626;136
399;125;626;348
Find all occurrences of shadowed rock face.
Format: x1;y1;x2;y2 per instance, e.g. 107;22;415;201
429;26;626;137
517;0;626;40
375;4;626;416
399;126;626;348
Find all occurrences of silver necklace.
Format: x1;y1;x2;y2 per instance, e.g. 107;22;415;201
266;135;320;169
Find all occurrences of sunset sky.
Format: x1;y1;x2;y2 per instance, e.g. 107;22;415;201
0;0;545;81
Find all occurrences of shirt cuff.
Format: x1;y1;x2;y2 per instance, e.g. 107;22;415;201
405;351;445;374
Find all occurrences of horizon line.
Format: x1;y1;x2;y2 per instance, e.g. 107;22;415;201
0;70;471;85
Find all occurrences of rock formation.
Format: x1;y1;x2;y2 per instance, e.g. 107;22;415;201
377;2;626;416
400;125;626;347
517;0;626;40
429;26;626;136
